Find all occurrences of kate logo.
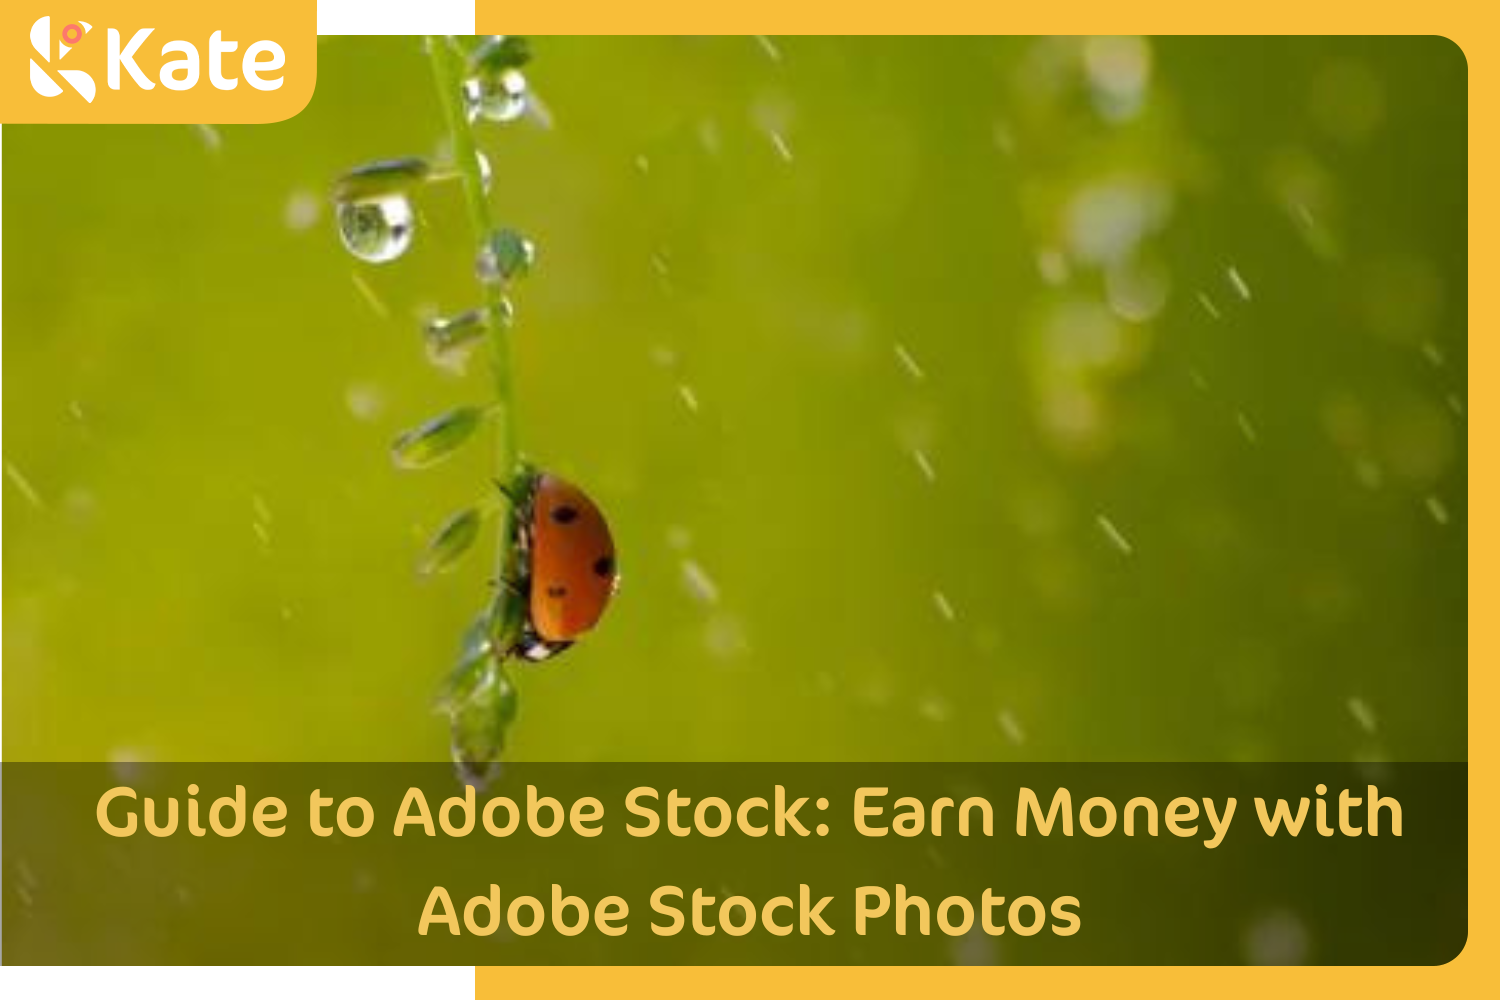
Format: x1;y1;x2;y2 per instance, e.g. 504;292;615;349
29;16;96;102
5;4;314;124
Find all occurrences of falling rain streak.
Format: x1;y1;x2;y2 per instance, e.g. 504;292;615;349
912;449;936;483
997;709;1026;746
1096;514;1133;555
1236;411;1259;445
5;461;45;509
1346;696;1378;735
681;559;720;606
1226;265;1252;301
894;343;926;381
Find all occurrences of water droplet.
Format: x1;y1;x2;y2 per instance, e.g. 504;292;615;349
953;923;998;965
1196;291;1222;320
424;307;503;371
1346;696;1378;735
109;748;154;784
681;559;720;605
350;272;390;318
464;68;528;124
997;709;1026;746
1083;36;1152;122
1226;265;1253;301
251;494;273;550
932;590;956;622
768;130;794;162
344;381;386;422
1236;411;1259;445
1065;178;1172;266
4;460;45;510
1096;513;1133;555
332;157;433;202
283;189;321;231
753;35;782;62
1243;910;1310;965
419;508;483;576
1353;456;1384;490
449;663;518;786
336;195;414;264
703;612;750;660
1036;248;1070;285
454;610;495;679
918;695;951;723
477;228;536;283
391;406;485;470
893;343;926;381
192;123;222;152
468;35;531;75
476;151;493;193
912;449;936;483
1105;256;1169;322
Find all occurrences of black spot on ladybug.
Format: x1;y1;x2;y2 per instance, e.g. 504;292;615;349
546;584;567;599
550;505;579;524
593;555;615;578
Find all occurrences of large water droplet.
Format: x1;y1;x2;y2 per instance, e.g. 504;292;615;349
391;406;485;469
464;69;528;124
418;507;482;576
336;195;414;264
332;157;433;201
477;228;536;283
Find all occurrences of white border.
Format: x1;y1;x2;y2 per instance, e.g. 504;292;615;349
317;0;476;35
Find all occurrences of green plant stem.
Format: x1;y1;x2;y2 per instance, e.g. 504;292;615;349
427;35;524;647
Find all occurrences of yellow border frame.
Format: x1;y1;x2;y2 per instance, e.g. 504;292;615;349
471;8;1491;996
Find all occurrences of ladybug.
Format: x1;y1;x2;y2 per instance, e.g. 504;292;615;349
503;470;618;662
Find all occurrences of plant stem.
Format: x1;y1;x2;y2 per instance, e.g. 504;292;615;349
427;35;524;646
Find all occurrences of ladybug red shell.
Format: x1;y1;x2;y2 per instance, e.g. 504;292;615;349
508;471;618;662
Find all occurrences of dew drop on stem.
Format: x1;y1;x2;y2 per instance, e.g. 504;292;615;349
424;307;500;370
332;157;434;202
336;194;415;264
468;35;531;76
449;664;519;787
418;507;483;576
391;406;485;469
477;228;536;283
464;69;528;124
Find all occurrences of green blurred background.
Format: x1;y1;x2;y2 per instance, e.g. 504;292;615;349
2;36;1466;763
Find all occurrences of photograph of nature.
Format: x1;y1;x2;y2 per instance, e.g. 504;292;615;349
5;35;1465;768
